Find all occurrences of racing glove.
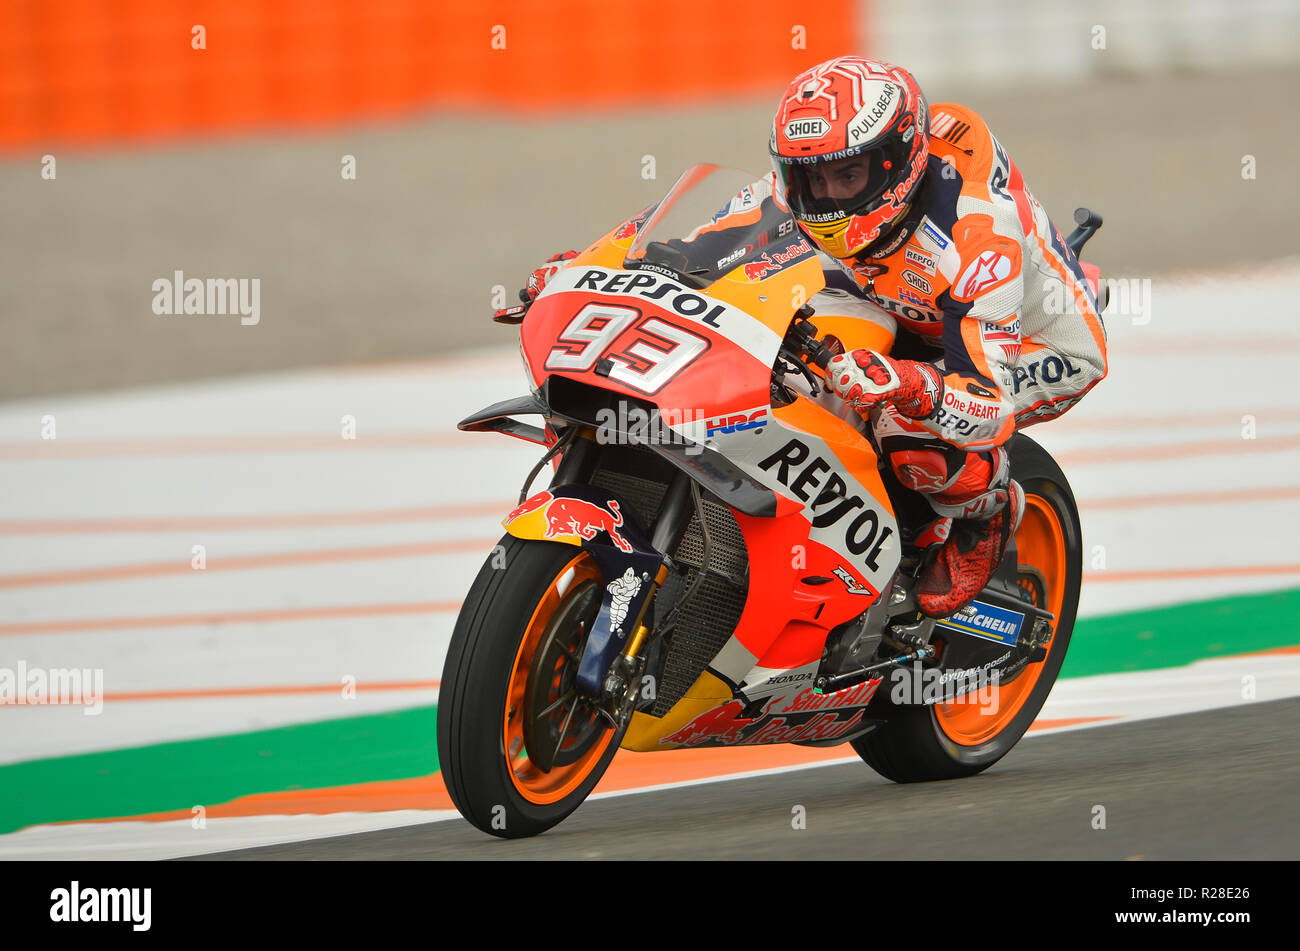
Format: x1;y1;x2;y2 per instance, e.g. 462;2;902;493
826;349;943;420
495;250;581;322
524;250;580;301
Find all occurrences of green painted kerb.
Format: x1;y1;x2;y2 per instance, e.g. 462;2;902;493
1060;586;1300;678
1;586;1297;835
0;706;440;836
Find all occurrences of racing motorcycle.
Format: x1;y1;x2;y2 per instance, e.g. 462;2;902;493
438;164;1106;838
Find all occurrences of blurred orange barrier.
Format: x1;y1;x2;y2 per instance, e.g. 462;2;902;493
0;0;857;151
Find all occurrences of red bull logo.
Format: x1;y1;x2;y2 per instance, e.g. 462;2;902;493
661;698;870;747
742;253;780;281
843;212;886;253
505;493;550;523
740;240;813;281
613;208;654;244
505;491;633;553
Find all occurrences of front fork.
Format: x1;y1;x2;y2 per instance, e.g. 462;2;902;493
599;470;694;729
532;431;697;729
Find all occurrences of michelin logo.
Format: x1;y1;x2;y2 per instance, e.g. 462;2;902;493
919;218;949;251
935;600;1024;646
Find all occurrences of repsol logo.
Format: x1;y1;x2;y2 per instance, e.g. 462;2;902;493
1011;353;1085;395
574;268;727;328
905;247;936;273
866;291;942;323
758;439;894;573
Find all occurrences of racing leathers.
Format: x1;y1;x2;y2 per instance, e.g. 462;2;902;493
786;102;1108;615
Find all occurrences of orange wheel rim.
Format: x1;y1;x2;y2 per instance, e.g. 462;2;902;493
503;553;615;805
933;492;1067;746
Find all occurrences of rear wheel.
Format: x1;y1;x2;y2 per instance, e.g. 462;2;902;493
852;434;1081;782
438;536;622;838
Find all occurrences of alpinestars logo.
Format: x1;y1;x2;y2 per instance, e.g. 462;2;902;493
957;250;1014;298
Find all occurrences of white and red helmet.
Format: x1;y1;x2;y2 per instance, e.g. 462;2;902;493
770;56;929;260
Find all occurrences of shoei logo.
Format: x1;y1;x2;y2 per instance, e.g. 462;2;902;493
785;117;830;140
902;270;933;295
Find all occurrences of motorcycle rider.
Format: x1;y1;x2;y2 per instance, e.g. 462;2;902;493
517;55;1108;619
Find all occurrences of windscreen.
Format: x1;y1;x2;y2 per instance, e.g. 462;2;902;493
623;164;815;287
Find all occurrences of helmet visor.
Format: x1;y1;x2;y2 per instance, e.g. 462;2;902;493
777;134;914;224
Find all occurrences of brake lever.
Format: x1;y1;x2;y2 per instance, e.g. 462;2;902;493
785;314;834;368
777;346;823;395
493;304;529;324
493;288;533;324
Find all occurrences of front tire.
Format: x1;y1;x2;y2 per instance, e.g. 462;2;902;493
852;434;1081;782
438;536;623;838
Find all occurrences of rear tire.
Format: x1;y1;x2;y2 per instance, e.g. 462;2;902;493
852;434;1081;783
438;536;623;838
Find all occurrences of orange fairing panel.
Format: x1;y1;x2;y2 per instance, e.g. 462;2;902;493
771;399;894;517
710;257;827;339
718;399;900;638
568;229;827;318
620;670;735;751
729;506;888;670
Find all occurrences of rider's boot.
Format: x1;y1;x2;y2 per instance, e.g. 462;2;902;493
916;478;1024;618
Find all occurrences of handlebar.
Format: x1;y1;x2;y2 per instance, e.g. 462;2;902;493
788;316;835;369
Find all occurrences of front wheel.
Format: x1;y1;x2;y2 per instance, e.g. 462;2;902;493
852;434;1082;782
438;536;623;838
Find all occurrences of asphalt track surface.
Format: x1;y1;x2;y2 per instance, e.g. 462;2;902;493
196;698;1300;860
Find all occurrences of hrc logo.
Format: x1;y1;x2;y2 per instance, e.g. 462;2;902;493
706;409;768;437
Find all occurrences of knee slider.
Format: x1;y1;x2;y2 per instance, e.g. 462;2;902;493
890;448;956;494
930;448;1014;520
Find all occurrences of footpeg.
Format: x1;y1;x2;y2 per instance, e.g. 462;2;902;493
815;645;936;695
